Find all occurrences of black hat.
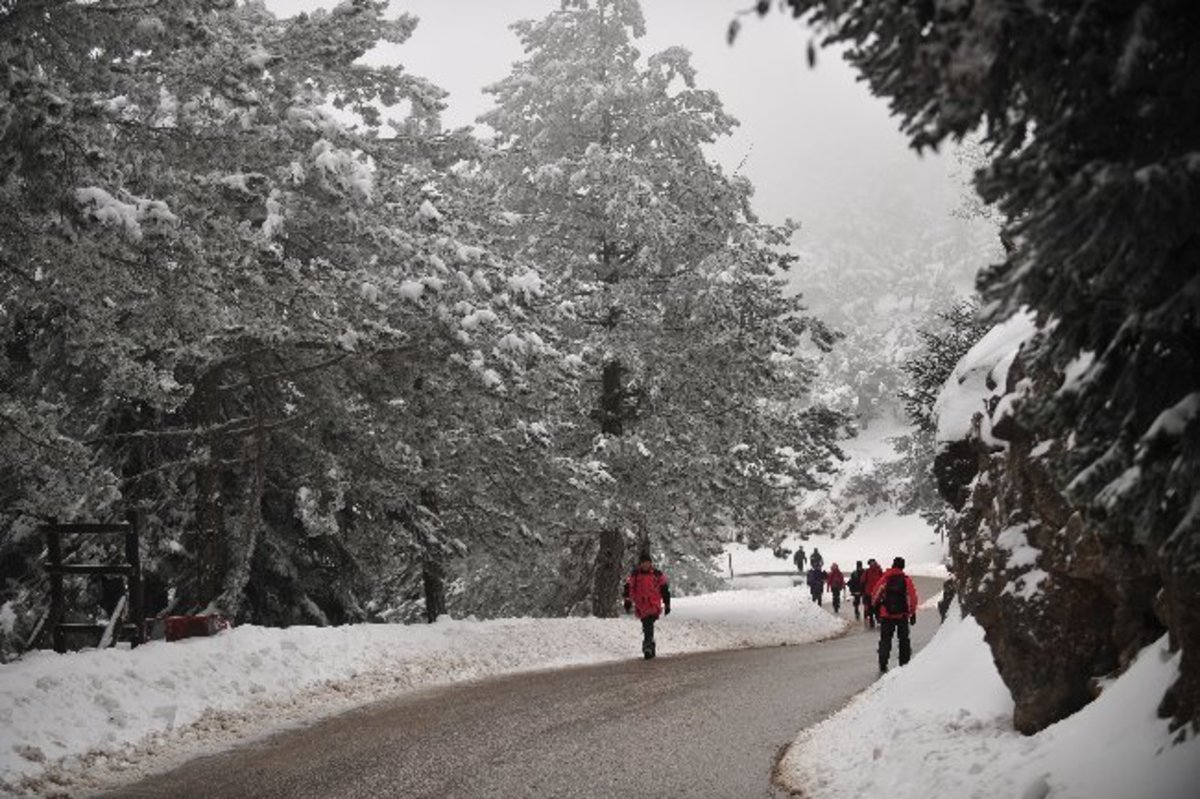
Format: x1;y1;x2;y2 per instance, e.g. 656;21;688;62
892;556;906;569
638;549;652;563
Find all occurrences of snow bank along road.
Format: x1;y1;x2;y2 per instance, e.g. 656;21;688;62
102;578;941;799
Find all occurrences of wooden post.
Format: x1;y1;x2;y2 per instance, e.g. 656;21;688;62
728;553;734;579
45;525;65;654
125;512;145;646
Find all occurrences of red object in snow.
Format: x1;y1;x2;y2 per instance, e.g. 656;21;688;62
163;614;229;642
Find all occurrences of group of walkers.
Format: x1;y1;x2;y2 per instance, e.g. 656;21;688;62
624;545;923;673
796;546;920;672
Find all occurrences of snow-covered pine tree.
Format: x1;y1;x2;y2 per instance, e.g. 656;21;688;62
754;0;1200;730
889;299;989;536
478;0;846;615
0;0;558;643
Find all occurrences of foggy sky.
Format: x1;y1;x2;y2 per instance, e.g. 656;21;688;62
266;0;989;297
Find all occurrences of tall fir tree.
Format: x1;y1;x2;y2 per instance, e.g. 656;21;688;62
0;0;558;648
479;0;846;615
753;0;1200;728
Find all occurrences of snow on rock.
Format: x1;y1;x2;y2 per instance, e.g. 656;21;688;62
779;610;1200;799
934;309;1038;445
995;523;1040;569
0;587;845;797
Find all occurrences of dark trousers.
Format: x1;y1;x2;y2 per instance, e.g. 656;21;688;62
878;617;911;669
810;588;822;606
641;615;658;647
831;588;842;612
851;593;862;619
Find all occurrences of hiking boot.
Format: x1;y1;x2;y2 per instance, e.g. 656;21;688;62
643;640;656;659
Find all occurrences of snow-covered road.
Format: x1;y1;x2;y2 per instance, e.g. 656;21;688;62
99;579;941;799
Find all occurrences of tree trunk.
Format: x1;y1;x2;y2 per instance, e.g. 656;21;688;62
422;554;446;624
599;359;625;435
217;392;267;619
419;487;446;624
193;368;227;610
592;527;625;617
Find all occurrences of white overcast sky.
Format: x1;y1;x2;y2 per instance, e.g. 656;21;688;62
266;0;986;294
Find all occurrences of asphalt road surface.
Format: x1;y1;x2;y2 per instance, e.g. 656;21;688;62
102;577;942;799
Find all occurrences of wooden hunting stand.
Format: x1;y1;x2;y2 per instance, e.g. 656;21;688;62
42;517;146;653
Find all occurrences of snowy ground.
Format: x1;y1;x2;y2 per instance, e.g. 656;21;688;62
779;604;1200;799
0;585;845;797
722;509;948;590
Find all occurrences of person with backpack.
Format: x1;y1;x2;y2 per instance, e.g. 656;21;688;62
810;547;824;572
871;556;919;673
806;565;827;606
827;563;846;613
793;546;807;573
848;560;866;620
623;549;671;659
861;557;884;629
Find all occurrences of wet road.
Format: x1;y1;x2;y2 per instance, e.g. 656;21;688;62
102;578;941;799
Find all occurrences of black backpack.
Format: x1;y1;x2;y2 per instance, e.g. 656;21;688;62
882;573;908;615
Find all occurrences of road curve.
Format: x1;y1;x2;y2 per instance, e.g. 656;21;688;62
101;577;942;799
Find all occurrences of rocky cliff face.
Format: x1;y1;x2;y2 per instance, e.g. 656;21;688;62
935;335;1190;734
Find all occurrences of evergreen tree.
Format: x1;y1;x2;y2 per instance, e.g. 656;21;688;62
480;0;846;615
891;299;988;536
0;0;555;646
754;0;1200;727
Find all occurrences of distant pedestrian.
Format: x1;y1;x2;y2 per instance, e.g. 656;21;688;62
793;546;806;573
623;549;671;659
871;556;919;673
806;565;827;606
848;560;866;620
937;575;957;622
861;558;884;630
810;548;824;572
827;563;846;613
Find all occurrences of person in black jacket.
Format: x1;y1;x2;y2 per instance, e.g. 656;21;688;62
793;546;807;573
848;560;866;620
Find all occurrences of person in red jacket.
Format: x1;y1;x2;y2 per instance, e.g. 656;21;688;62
870;556;919;673
827;563;846;613
623;549;670;659
861;558;884;630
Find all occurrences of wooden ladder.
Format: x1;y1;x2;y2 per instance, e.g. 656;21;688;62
42;518;146;652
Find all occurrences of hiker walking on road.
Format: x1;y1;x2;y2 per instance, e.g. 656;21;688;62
624;550;671;660
810;548;824;572
827;563;846;613
793;546;806;573
848;561;866;620
806;565;827;606
861;558;884;630
871;557;919;673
